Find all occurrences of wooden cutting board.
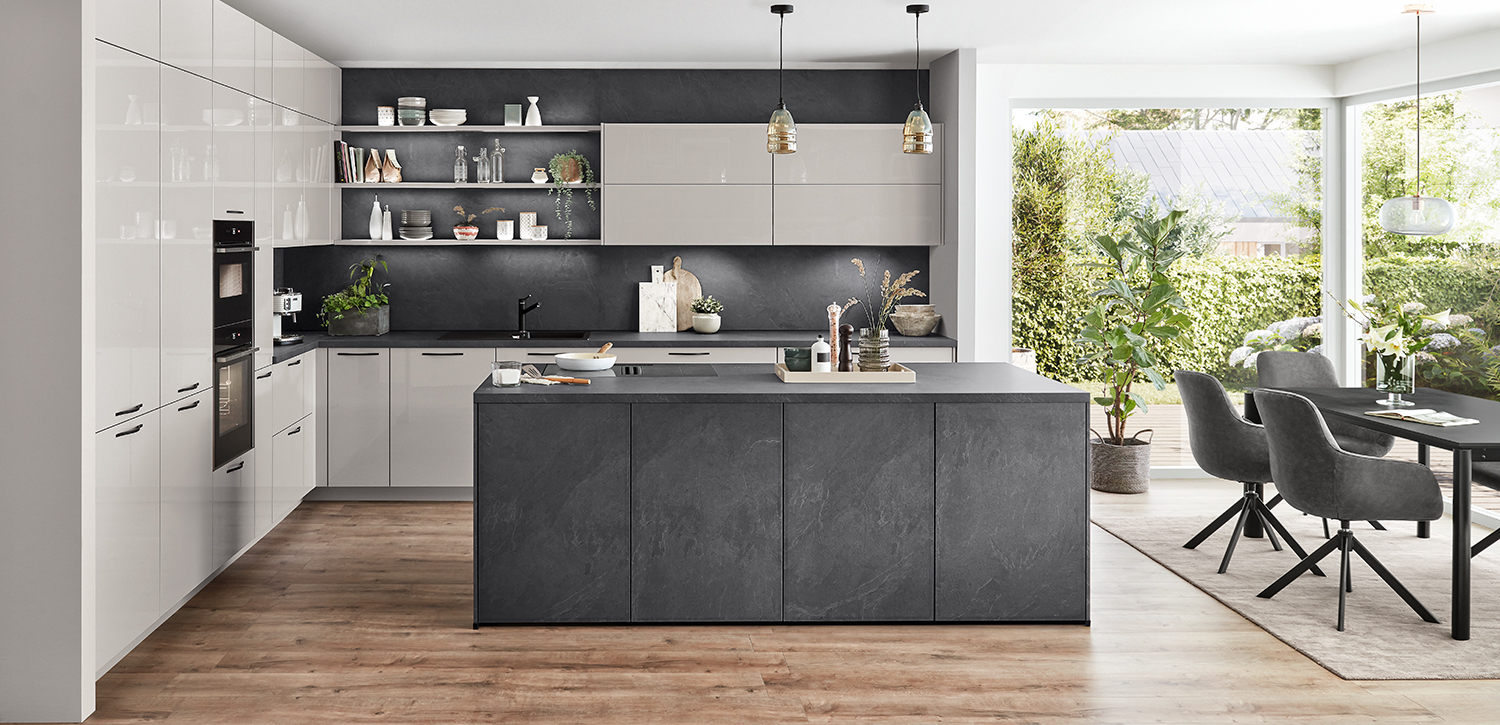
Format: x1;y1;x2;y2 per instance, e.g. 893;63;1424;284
663;256;702;332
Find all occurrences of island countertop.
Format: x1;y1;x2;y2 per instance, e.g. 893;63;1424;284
473;362;1084;404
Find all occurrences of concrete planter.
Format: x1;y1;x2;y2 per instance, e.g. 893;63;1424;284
327;305;389;337
1089;432;1152;494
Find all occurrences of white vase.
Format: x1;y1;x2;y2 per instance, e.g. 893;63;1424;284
368;197;382;240
124;94;142;125
525;96;542;126
281;205;294;240
692;313;721;334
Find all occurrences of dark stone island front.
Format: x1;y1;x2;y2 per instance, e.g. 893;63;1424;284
472;362;1090;625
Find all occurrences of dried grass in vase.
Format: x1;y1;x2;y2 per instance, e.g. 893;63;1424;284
851;258;926;337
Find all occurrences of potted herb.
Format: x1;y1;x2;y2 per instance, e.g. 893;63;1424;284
1074;209;1191;494
453;205;501;241
320;257;391;337
547;150;596;239
690;296;724;334
851;259;926;371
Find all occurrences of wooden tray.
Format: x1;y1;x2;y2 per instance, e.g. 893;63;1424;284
775;363;917;383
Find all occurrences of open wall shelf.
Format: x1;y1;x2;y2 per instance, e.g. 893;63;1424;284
337;125;601;133
336;182;595;189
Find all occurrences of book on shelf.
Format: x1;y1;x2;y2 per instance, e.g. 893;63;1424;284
1364;409;1480;427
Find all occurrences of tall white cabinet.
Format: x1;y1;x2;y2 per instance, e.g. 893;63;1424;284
158;65;214;404
94;412;161;670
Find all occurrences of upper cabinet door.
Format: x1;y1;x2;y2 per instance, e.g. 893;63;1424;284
603;124;770;184
603;185;772;246
772;124;942;185
253;22;273;103
301;54;332;124
97;0;159;60
159;0;212;78
773;185;942;246
271;32;304;115
159;65;214;402
212;83;255;219
211;0;255;94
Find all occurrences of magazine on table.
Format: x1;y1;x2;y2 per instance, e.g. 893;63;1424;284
1364;409;1480;427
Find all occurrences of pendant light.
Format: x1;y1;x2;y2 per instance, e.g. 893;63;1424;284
902;4;934;154
1378;4;1456;236
767;4;796;154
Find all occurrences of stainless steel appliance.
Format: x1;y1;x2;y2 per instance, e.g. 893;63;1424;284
272;287;303;345
213;219;256;468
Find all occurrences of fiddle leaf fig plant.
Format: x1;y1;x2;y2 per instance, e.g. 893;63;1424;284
319;256;390;325
1075;209;1192;446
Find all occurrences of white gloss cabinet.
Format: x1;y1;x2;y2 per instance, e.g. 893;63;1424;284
210;0;256;94
271;110;304;246
273;354;309;432
212;451;256;569
772;124;941;185
253;22;274;104
390;349;496;488
159;0;212;78
212;83;256;219
252;365;277;534
603;124;770;184
272;414;312;520
772;184;943;246
328;349;391;487
96;0;159;61
604;185;772;246
95;41;161;431
159;390;214;609
95;411;161;671
271;31;303;115
159;65;214;403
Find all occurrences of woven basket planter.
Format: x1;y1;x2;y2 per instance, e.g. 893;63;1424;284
1089;430;1153;494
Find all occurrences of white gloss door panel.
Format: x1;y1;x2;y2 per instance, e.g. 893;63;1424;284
273;354;308;432
603;185;772;245
328;349;390;487
772;124;942;185
159;389;214;608
390;349;496;488
212;450;255;568
211;84;255;219
772;185;942;246
305;122;331;244
272;414;309;521
603;124;770;184
210;0;255;94
271;31;303;115
890;347;956;363
96;41;161;431
253;22;273;103
271;109;303;246
159;0;212;78
160;65;214;403
95;411;161;671
252;365;276;535
96;0;159;61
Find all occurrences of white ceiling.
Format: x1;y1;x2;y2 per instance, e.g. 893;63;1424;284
225;0;1500;68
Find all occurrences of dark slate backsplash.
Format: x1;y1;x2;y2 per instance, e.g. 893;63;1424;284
278;245;929;332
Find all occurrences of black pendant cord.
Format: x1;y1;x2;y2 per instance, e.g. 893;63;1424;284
778;11;785;108
914;11;921;107
1415;11;1422;198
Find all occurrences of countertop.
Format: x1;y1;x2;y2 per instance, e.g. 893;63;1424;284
472;362;1085;404
271;330;956;364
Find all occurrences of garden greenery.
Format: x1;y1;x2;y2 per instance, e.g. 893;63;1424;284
319;257;389;325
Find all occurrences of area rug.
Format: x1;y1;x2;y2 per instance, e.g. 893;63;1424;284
1093;511;1500;680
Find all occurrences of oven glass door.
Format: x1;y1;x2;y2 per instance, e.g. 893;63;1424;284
214;348;255;469
214;248;253;331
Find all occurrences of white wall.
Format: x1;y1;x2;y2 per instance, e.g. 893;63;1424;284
1336;25;1500;99
929;49;978;361
0;1;95;722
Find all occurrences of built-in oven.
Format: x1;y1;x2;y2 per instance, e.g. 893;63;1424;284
213;219;256;468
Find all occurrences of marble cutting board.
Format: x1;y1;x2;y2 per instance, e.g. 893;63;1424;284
639;280;678;332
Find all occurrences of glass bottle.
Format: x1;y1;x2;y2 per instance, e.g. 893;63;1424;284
491;141;505;184
475;147;490;183
453;145;467;183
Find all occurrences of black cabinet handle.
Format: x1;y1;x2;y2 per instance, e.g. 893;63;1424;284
177;400;201;411
115;403;143;416
287;426;302;436
422;352;464;356
257;371;273;379
226;461;245;473
287;359;302;367
336;352;380;356
225;210;245;215
115;424;143;438
527;352;560;356
176;382;200;393
668;352;710;356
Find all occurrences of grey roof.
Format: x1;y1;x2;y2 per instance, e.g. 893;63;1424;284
1098;130;1315;219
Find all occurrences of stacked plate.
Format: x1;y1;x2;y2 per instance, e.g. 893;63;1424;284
428;109;467;126
396;96;426;126
399;209;433;240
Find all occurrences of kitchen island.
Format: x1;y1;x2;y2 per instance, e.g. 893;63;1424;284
472;362;1089;625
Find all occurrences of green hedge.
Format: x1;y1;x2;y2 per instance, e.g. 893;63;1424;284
1166;255;1322;382
1365;255;1500;321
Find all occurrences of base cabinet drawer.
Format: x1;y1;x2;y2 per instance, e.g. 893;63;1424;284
327;349;390;487
391;349;496;488
212;451;256;569
95;411;161;671
252;366;277;535
160;390;215;609
613;347;775;364
272;415;310;521
891;347;955;363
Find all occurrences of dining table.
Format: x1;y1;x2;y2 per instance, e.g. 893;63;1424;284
1247;386;1500;641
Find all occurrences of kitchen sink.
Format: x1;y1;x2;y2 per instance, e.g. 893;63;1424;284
438;330;591;341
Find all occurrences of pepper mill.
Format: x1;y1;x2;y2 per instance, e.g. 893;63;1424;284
838;324;854;372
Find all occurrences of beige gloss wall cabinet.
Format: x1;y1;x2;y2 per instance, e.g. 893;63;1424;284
158;390;214;609
391;349;497;488
95;41;161;431
603;124;771;184
97;0;159;60
159;65;214;404
159;0;212;77
772;124;941;185
327;349;391;487
604;185;773;246
772;185;943;246
95;411;162;671
210;0;256;94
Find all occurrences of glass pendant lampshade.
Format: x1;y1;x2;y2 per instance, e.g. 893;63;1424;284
1379;5;1453;236
902;5;933;154
767;5;796;154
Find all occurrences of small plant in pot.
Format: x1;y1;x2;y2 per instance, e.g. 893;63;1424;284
1074;209;1191;494
320;257;391;337
690;296;723;334
453;205;501;241
547;150;596;239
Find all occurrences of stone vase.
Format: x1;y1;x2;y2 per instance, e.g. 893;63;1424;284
859;328;891;372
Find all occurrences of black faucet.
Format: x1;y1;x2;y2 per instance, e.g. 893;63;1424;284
517;295;540;338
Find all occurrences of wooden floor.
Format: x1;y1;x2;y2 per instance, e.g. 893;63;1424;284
82;485;1500;725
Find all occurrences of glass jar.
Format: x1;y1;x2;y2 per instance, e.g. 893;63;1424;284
492;361;522;388
859;328;891;372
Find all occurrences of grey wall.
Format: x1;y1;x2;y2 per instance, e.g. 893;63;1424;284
279;245;929;332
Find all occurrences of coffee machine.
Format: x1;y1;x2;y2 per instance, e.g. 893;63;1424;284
272;288;303;345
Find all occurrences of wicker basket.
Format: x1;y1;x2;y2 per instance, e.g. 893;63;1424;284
1089;429;1153;494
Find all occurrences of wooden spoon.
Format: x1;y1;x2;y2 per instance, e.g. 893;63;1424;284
597;343;613;354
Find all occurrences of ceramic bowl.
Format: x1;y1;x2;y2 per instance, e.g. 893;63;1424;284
890;313;941;337
895;304;937;316
783;347;812;371
555;352;617;372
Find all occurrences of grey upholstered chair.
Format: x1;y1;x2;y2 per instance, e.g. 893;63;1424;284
1256;351;1396;458
1176;370;1320;574
1254;389;1442;632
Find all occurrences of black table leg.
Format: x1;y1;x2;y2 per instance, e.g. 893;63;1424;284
1244;482;1265;539
1418;444;1431;539
1453;449;1472;641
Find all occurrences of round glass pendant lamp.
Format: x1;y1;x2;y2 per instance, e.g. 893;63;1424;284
767;5;796;154
902;4;933;154
1379;4;1455;236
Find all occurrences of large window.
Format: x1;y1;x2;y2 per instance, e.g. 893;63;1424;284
1012;107;1325;467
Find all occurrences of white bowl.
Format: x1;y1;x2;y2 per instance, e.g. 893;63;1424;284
555;352;617;371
